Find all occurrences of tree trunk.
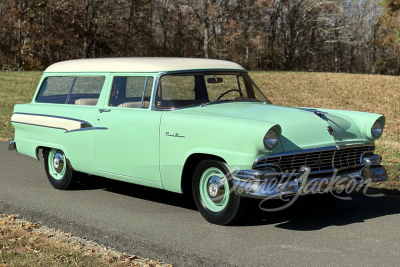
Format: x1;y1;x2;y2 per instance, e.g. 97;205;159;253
204;20;209;58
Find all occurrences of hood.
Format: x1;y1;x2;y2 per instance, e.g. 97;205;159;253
181;102;366;151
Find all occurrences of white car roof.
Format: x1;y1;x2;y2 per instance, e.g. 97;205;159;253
44;57;245;73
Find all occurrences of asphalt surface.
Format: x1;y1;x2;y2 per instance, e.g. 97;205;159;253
1;141;400;266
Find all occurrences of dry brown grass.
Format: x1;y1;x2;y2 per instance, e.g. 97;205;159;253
0;214;171;267
1;71;399;191
0;72;41;140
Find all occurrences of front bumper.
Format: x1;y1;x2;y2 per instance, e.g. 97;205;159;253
232;154;387;199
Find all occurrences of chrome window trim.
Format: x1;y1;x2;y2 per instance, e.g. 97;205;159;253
151;69;249;111
140;77;149;109
253;144;375;171
65;77;77;104
109;75;153;109
247;75;269;103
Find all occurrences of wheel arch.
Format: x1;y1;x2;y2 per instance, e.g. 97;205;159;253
36;146;74;170
181;153;226;195
36;146;50;160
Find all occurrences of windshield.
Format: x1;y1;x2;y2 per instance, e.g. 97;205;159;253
155;71;268;109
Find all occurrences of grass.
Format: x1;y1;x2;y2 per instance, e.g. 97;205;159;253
0;72;42;140
1;71;399;190
0;214;171;267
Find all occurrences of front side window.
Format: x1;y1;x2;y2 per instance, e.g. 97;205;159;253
36;76;105;105
155;72;266;109
109;76;154;108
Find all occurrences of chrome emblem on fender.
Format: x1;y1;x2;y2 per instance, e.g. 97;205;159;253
327;126;335;136
166;132;185;138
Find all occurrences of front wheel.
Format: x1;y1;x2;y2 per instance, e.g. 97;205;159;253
44;148;77;190
192;160;246;225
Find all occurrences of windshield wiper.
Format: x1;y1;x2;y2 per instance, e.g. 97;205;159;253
200;100;233;107
233;98;263;102
201;98;264;107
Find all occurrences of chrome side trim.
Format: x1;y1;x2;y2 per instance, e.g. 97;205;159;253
253;144;375;169
11;121;68;132
66;127;108;133
13;112;85;122
11;113;103;133
81;121;93;128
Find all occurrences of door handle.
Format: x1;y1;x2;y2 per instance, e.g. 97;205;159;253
99;109;111;113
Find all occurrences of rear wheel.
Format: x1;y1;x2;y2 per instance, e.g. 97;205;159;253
192;160;246;225
44;148;77;190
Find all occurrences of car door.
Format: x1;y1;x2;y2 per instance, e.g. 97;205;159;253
94;73;163;183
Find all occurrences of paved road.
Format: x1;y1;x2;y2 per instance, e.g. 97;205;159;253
1;142;400;266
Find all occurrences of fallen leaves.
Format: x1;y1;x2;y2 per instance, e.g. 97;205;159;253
22;222;40;230
5;215;16;221
0;215;173;267
64;233;72;238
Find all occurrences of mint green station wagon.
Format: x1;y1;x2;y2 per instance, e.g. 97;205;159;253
8;58;387;225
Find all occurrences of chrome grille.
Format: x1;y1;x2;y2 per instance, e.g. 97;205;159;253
253;145;375;173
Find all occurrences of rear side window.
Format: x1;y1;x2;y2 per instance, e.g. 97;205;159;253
36;77;75;104
67;77;105;105
36;76;105;105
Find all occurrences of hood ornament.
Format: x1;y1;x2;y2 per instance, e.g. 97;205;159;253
298;108;328;121
327;126;335;136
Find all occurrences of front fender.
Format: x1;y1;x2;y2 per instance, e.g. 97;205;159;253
159;111;282;193
318;108;385;142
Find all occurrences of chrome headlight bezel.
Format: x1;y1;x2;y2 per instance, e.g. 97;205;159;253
263;129;279;150
371;119;383;138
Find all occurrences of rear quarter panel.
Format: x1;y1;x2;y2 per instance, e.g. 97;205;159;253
12;72;111;174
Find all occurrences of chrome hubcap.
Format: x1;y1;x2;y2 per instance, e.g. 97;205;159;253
207;175;226;204
199;167;230;212
53;152;64;173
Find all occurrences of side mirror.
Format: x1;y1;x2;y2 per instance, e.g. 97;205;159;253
207;77;223;84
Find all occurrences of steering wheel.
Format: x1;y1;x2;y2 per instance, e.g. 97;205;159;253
216;89;243;101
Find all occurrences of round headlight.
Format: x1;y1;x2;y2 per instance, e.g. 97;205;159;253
371;120;383;138
264;129;279;150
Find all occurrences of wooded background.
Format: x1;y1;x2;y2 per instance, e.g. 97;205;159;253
1;0;400;74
